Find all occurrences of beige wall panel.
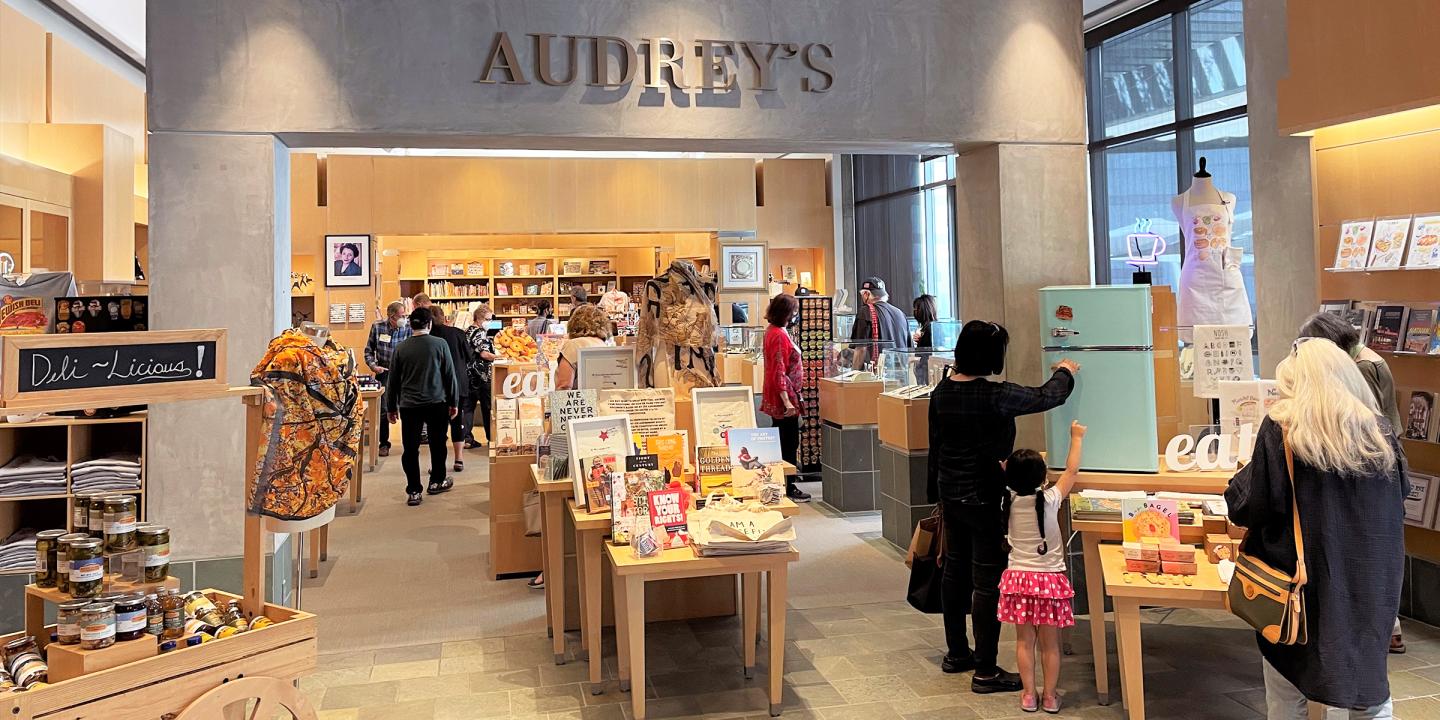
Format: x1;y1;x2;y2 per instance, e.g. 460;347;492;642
565;159;662;232
1278;0;1440;133
756;206;834;250
955;146;1004;322
26;124;134;282
1315;131;1440;227
98;126;134;281
0;153;70;206
760;159;828;208
697;160;759;231
325;155;373;234
48;38;145;152
0;4;47;158
289;153;325;256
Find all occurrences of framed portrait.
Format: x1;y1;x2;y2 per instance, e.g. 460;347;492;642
325;234;372;287
719;241;767;291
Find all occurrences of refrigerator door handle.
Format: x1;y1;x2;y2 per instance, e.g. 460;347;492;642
1042;345;1153;352
1051;327;1081;338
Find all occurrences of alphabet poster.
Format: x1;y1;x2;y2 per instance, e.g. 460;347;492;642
1193;325;1254;398
597;388;675;438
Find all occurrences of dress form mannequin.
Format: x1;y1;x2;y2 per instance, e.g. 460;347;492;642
1171;157;1251;342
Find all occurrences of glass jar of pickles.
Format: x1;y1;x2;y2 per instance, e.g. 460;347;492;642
4;636;47;689
71;491;93;533
102;495;137;552
79;602;116;650
67;538;104;598
85;493;107;540
137;525;170;582
56;532;90;595
56;599;88;645
33;529;67;588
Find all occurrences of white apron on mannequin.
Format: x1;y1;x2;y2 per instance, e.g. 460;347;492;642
1174;185;1251;342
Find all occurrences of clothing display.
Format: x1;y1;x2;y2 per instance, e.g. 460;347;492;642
249;329;363;521
1175;183;1252;339
635;260;722;395
0;455;67;497
0;528;38;572
0;271;77;334
71;454;142;492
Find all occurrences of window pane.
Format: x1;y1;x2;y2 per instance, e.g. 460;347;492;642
1098;18;1176;138
1189;0;1246;115
922;185;955;321
1194;117;1255;326
1101;134;1181;289
853;155;922;201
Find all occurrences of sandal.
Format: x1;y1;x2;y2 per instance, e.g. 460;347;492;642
527;575;545;589
454;460;464;472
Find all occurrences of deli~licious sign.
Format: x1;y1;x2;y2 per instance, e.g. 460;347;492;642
0;329;228;410
477;33;835;94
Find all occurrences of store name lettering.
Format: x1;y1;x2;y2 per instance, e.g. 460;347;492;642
1164;423;1256;472
502;369;554;399
477;33;835;94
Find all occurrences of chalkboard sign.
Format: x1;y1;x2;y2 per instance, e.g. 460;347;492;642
18;340;218;392
2;329;229;410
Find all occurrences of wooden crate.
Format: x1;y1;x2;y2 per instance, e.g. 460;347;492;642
46;636;157;682
818;378;883;426
876;393;929;451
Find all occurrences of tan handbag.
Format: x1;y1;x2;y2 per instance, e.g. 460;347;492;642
1226;436;1308;645
522;490;542;537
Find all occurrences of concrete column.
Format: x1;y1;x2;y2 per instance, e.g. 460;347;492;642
955;142;1091;447
147;132;291;561
1246;0;1316;376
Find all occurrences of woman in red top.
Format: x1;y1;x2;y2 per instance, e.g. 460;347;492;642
760;294;811;502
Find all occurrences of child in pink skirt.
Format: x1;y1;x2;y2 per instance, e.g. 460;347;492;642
998;420;1086;714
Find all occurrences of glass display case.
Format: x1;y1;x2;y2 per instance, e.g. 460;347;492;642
930;320;962;352
879;348;954;391
823;340;894;381
833;313;856;340
720;324;762;352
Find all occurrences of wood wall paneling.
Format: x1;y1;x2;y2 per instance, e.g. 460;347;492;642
325;155;374;233
0;4;47;158
0;153;69;206
46;35;145;154
25;123;134;282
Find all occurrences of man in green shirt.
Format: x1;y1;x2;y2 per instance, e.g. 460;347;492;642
385;307;458;506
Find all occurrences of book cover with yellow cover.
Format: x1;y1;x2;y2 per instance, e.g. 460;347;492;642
1121;498;1180;543
646;431;690;486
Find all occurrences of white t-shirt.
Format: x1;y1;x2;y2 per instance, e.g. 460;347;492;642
1006;486;1066;573
559;336;607;367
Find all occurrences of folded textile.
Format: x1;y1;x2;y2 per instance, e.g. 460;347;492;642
0;455;66;476
72;453;140;468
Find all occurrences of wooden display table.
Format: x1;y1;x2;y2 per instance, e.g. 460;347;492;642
817;377;883;426
607;543;799;720
25;576;181;651
1059;462;1232;707
531;469;575;664
490;449;543;579
1099;545;1228;720
361;387;383;474
875;392;928;450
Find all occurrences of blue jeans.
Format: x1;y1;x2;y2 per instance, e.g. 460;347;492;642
1263;660;1392;720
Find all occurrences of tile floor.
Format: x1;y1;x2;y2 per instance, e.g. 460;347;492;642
303;605;1440;719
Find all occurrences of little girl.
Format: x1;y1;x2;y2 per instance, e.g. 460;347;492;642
998;420;1085;714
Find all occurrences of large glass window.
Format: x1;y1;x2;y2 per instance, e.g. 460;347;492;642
1088;0;1252;328
853;155;957;326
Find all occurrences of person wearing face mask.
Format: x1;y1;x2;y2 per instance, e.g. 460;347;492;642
759;293;810;503
849;277;913;349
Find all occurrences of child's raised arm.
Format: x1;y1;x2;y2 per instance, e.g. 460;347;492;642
1053;420;1087;499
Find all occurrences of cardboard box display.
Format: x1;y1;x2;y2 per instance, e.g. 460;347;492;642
1161;560;1198;575
1124;558;1161;573
1202;515;1229;534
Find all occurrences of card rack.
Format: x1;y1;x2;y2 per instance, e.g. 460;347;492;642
795;295;832;474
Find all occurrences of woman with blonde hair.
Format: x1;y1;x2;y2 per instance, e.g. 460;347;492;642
554;304;612;391
1226;338;1406;719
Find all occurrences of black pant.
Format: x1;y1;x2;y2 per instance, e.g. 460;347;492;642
473;380;492;442
376;372;392;448
399;403;449;494
941;499;1007;671
450;395;469;444
774;414;800;490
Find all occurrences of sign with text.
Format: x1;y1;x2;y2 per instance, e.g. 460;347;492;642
1192;325;1254;399
2;329;228;410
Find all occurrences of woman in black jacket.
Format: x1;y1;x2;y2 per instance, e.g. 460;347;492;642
1226;338;1405;718
927;320;1077;693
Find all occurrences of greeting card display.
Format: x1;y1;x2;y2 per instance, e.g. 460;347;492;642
1121;498;1180;543
566;414;633;505
1404;390;1436;442
580;455;621;514
647;485;691;550
1334;220;1375;270
727;427;783;498
1407;215;1440;268
612;455;667;545
1368;217;1412;269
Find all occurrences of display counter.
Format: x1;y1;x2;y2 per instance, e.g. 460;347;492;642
875;392;931;549
818;377;884;513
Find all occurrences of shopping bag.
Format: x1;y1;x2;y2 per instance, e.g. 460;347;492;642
906;504;945;614
906;504;943;569
522;490;542;537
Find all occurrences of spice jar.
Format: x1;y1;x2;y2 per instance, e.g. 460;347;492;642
56;533;90;595
182;591;226;627
67;538;104;598
33;529;67;588
137;525;170;583
56;599;88;645
4;637;47;689
102;495;137;552
114;593;148;641
79;602;116;650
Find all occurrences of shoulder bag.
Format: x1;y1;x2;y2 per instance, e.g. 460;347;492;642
1225;435;1307;645
905;504;945;614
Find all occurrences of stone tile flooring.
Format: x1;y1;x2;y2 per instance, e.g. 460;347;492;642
304;604;1440;719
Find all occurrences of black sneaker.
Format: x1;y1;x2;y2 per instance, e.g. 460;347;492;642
454;460;464;473
406;492;422;506
786;486;812;503
941;654;976;674
972;668;1023;694
427;477;455;495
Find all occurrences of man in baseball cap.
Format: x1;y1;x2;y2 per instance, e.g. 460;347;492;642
850;276;912;350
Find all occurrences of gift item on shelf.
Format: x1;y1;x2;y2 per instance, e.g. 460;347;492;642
249;329;363;521
796;295;831;471
55;296;148;334
0;455;67;497
689;494;796;556
635;260;722;395
70;454;142;492
0;271;77;334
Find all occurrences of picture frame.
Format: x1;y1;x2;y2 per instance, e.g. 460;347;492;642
577;345;637;390
566;414;634;503
719;241;767;291
690;385;758;450
325;234;372;287
1367;216;1412;269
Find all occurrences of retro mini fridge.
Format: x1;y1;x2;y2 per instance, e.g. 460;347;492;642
1040;285;1159;472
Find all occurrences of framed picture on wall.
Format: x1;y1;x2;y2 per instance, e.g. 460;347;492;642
719;241;767;291
325;234;372;287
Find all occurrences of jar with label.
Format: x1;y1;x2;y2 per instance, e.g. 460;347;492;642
183;591;226;626
71;491;92;532
4;636;47;689
102;495;138;552
160;589;184;640
146;594;163;636
80;602;116;650
33;529;67;588
86;494;108;539
137;525;170;583
55;532;89;594
67;538;104;598
114;593;148;641
56;599;88;645
222;599;250;633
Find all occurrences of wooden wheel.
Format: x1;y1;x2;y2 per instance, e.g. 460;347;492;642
175;676;317;720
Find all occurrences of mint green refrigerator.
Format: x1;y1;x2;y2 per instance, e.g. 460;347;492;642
1039;285;1158;472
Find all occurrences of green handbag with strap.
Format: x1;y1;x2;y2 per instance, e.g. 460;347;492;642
1225;435;1307;645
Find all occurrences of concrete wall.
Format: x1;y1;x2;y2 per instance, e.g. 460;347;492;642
1245;0;1315;376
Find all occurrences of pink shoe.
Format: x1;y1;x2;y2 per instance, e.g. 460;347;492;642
1042;694;1061;714
1020;693;1039;713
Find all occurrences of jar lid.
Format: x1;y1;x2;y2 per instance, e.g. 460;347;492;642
138;525;169;536
36;529;67;540
81;602;115;613
58;533;90;543
2;637;35;651
57;600;89;611
103;495;135;506
68;538;103;550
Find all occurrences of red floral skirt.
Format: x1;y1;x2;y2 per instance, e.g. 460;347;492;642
997;568;1075;628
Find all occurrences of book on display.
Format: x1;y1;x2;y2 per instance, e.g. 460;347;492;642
579;454;621;514
1403;390;1437;442
611;455;667;545
1334;220;1375;270
1407;215;1440;268
1367;305;1408;353
1403;308;1435;354
1319;299;1353;317
1368;217;1412;269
